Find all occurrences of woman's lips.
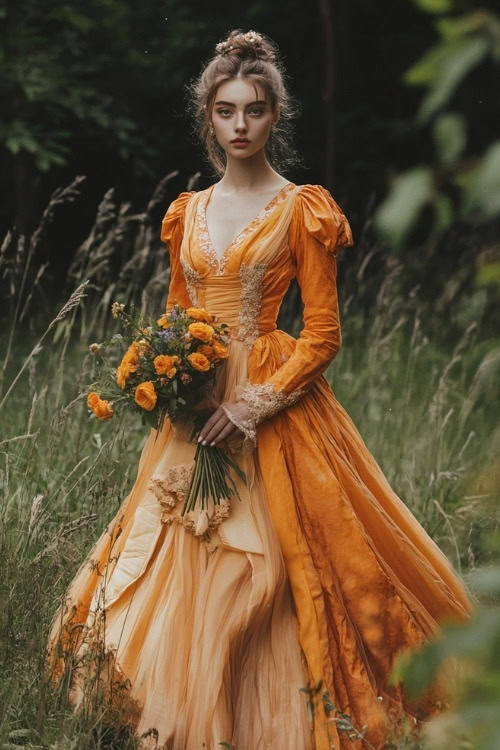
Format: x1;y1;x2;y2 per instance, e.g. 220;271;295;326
231;139;250;148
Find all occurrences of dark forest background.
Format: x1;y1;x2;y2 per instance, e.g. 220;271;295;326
1;0;499;308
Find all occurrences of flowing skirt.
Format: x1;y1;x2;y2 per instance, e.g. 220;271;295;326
46;334;472;750
46;341;313;749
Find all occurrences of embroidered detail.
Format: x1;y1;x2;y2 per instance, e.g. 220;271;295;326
198;182;295;276
236;382;308;425
237;263;268;348
180;258;200;306
148;463;194;520
148;464;231;537
280;351;289;363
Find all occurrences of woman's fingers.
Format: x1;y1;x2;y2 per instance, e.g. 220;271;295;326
198;407;240;446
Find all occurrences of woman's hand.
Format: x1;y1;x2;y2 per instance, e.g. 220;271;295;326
197;401;252;446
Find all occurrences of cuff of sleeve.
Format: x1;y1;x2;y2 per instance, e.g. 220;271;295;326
235;382;308;425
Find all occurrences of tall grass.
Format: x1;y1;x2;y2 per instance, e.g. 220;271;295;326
0;177;498;748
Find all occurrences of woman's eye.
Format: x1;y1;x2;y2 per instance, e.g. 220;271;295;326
248;109;263;116
217;109;232;117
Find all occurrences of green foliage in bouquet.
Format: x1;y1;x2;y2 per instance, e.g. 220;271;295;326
86;301;231;430
85;302;247;515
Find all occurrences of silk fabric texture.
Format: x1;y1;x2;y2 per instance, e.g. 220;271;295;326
46;183;472;750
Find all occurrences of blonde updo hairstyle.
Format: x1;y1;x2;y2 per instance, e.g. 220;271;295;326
188;29;300;176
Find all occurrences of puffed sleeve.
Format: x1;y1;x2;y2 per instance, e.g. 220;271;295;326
160;191;195;310
235;184;353;426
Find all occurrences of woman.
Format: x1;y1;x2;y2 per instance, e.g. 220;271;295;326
46;29;472;750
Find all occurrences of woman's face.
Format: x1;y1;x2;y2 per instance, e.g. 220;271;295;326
210;77;277;160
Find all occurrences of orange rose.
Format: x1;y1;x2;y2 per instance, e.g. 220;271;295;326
136;338;151;355
167;367;177;378
87;392;113;420
93;398;113;420
188;322;214;342
197;344;215;361
157;314;172;329
134;381;157;411
87;391;100;409
154;354;180;376
186;307;213;323
187;352;211;372
211;340;229;359
122;342;139;367
116;363;130;389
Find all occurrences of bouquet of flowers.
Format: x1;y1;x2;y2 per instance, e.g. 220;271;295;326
87;302;246;516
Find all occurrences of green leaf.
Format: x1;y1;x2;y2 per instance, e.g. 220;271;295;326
433;112;467;163
418;36;489;123
461;141;500;218
375;167;434;249
413;0;453;14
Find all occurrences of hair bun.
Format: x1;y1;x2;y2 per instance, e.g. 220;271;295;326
215;30;276;63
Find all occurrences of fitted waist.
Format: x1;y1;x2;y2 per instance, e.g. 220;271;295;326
196;274;276;347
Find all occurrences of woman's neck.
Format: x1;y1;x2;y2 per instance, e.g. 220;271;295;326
218;150;285;193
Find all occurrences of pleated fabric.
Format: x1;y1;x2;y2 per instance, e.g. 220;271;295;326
47;339;313;750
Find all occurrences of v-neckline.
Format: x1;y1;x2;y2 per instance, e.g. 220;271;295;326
198;181;295;275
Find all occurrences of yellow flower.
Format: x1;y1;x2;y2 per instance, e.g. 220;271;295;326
186;307;213;323
116;363;130;389
167;367;177;378
122;342;139;367
154;354;179;376
136;338;151;355
188;322;214;342
87;391;113;420
93;399;113;420
211;340;229;359
87;391;100;409
187;352;211;372
135;381;157;411
197;344;215;361
157;314;172;329
111;302;125;318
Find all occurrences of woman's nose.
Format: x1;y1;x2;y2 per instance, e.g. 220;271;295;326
235;112;247;132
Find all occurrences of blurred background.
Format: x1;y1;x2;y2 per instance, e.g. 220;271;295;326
1;0;499;311
1;1;500;747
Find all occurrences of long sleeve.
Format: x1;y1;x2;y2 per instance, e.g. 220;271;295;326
160;191;195;310
237;184;354;425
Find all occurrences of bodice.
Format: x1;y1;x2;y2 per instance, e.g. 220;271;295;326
179;183;300;349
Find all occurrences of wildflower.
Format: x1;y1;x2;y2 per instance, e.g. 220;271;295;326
157;314;172;329
89;342;101;354
111;302;125;318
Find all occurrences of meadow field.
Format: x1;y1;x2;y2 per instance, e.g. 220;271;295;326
1;177;499;749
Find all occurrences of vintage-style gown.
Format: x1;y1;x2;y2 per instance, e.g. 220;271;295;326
46;183;472;750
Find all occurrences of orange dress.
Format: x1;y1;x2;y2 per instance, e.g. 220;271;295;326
46;183;472;750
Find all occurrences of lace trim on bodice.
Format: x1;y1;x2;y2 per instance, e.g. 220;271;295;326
238;263;268;349
180;258;200;306
197;182;295;276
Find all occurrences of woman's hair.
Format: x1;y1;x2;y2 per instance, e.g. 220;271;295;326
187;29;301;177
